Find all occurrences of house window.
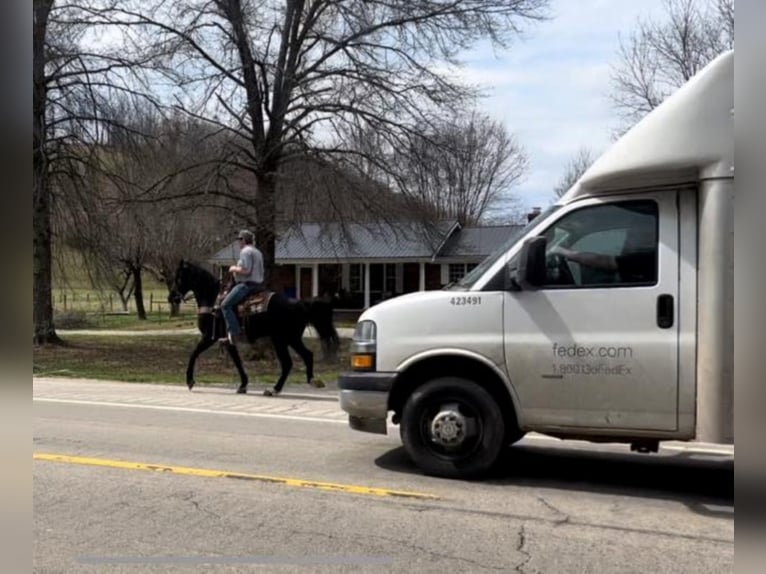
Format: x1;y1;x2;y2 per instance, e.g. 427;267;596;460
349;263;400;295
349;264;362;292
449;263;477;283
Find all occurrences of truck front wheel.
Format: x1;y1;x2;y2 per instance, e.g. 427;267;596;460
400;377;505;479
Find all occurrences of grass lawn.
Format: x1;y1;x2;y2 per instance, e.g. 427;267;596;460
33;335;351;391
62;311;200;330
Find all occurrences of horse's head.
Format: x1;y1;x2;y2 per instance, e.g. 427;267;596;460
168;259;193;306
169;259;220;308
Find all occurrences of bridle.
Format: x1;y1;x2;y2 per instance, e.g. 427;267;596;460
169;270;197;306
171;263;236;312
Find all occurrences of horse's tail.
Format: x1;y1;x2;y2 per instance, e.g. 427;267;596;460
306;299;340;357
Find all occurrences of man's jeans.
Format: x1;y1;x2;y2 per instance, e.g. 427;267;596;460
221;282;259;336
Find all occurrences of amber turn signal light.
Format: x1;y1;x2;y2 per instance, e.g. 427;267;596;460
351;354;374;370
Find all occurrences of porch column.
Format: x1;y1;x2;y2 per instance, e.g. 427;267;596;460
364;262;371;309
295;264;301;299
419;262;426;291
312;263;319;297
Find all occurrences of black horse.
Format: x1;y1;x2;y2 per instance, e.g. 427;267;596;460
169;260;339;396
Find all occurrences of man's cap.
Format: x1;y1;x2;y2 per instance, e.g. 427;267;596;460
237;229;254;243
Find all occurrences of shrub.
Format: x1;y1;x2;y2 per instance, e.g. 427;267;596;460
54;310;93;329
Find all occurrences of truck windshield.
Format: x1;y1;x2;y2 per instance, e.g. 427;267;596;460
448;204;561;290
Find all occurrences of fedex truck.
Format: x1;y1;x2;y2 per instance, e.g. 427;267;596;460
338;50;734;479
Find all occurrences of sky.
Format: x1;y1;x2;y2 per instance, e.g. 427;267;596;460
455;0;669;213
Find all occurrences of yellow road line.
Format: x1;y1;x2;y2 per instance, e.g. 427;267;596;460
33;453;439;500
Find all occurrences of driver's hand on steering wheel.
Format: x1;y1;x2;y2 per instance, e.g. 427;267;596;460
549;246;571;258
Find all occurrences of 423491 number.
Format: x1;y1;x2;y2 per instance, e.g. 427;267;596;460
450;296;482;306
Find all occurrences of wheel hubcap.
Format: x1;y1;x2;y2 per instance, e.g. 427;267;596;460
430;404;467;447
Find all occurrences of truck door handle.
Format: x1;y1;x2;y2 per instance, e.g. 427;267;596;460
657;294;674;328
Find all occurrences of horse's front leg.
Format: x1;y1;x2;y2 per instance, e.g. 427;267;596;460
226;344;250;394
187;337;215;390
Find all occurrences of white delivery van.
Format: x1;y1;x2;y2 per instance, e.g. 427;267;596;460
338;50;734;479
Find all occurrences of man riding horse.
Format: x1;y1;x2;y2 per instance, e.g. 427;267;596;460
220;229;265;346
169;246;340;396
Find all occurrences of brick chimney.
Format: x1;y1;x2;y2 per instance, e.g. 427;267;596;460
527;207;541;222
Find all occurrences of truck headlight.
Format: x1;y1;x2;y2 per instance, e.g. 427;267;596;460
350;320;376;371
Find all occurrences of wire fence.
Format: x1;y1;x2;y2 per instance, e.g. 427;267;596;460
54;289;194;317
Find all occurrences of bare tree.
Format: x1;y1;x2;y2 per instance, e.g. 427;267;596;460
65;102;227;319
63;158;154;319
33;0;57;343
108;107;227;317
610;0;733;129
390;112;528;225
276;154;412;224
96;0;549;283
34;0;155;343
144;210;222;316
553;147;595;198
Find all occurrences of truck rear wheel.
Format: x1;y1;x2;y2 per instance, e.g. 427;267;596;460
400;377;505;479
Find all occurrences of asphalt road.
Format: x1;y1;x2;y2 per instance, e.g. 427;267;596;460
34;377;733;573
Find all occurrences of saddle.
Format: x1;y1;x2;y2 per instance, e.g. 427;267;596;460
214;286;274;318
239;290;274;315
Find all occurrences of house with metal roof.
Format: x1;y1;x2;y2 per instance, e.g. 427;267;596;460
208;220;523;309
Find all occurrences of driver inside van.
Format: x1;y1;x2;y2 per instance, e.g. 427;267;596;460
550;224;657;284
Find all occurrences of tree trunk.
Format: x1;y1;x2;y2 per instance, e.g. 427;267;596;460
132;266;147;320
33;0;60;345
33;178;59;344
118;271;133;312
164;279;180;316
255;170;277;289
119;294;130;312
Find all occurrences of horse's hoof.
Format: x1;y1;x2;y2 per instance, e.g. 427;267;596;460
236;385;248;394
263;388;280;397
187;380;195;391
309;378;325;388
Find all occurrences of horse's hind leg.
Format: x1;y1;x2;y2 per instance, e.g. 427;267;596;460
187;337;215;390
265;340;292;396
291;337;323;388
226;344;250;394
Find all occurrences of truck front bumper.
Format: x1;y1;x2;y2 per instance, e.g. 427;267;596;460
338;371;396;435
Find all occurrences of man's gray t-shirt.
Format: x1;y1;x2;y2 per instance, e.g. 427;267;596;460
236;245;264;284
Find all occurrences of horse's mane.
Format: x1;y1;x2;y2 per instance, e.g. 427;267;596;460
180;260;221;305
182;260;217;282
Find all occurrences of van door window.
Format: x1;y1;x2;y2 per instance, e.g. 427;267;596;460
542;200;658;288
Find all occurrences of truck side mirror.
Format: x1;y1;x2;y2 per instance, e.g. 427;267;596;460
515;236;547;290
